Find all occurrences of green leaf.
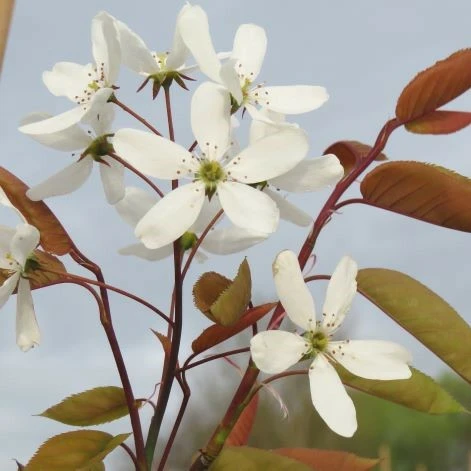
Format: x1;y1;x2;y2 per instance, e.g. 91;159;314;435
357;268;471;383
338;365;466;414
25;430;129;470
210;446;310;470
38;386;141;426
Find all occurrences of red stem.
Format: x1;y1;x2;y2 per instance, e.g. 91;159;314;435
111;96;162;136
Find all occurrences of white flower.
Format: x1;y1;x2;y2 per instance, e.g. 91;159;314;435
23;104;124;204
113;81;309;250
250;250;412;437
0;224;41;351
19;12;120;136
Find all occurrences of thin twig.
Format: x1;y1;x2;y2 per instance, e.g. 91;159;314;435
181;348;250;373
120;443;139;469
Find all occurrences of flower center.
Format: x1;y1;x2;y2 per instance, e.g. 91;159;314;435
304;330;329;356
83;135;114;161
74;63;107;108
23;254;40;275
195;160;226;199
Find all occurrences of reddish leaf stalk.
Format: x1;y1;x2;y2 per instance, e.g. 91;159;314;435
111;96;162;136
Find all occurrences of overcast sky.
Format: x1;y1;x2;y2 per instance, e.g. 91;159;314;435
1;1;471;469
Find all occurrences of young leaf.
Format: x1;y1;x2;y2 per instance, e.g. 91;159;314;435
274;449;379;471
360;161;471;232
396;48;471;122
0;167;73;255
357;268;471;383
192;303;276;354
193;271;232;322
337;365;467;414
226;394;259;446
38;386;141;426
405;110;471;135
25;430;130;470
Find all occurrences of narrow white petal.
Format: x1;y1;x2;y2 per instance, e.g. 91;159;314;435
90;102;115;136
192;198;222;233
92;11;121;84
329;340;412;380
166;3;192;69
0;225;15;255
309;354;357;437
191;82;231;160
249;110;293;144
82;88;114;121
0;189;26;223
264;188;312;227
322;256;358;331
136;182;205;249
272;250;316;331
26;158;93;201
201;226;268;254
227;128;309;183
99;156;125;204
217;181;279;234
270;154;344;192
0;272;20;309
113;129;195;179
250;330;309;374
219;59;243;104
42;62;92;101
256;86;329;114
178;5;221;82
118;243;173;262
11;224;40;266
193;250;209;263
115;187;158;227
16;278;40;352
232;24;267;82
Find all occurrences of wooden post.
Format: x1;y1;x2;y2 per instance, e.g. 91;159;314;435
0;0;15;75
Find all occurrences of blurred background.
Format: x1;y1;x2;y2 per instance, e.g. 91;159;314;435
1;1;471;469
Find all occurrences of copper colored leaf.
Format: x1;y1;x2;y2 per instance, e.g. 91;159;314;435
38;386;139;426
0;167;73;255
193;271;231;322
396;48;471;122
25;430;129;470
338;365;466;414
192;303;276;354
405;110;471;134
360;161;471;232
357;268;471;383
324;140;387;174
275;449;379;471
151;330;172;358
226;394;259;446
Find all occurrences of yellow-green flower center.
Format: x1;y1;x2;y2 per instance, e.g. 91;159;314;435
83;135;114;161
196;160;226;198
304;330;329;356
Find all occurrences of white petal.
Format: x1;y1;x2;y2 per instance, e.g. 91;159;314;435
264;188;312;227
250;330;309;374
227;128;309;183
99;156;125;204
249;110;292;144
255;86;329;114
309;354;357;437
322;256;358;331
217;181;279;234
42;62;92;101
166;3;191;70
270;154;344;192
219;59;243;104
178;5;221;83
118;243;173;262
329;340;412;380
16;278;40;352
272;250;316;331
193;250;208;263
92;11;121;84
201;226;268;254
115;19;158;74
191;82;231;160
26;158;94;201
90;102;115;136
113;129;195;179
0;189;25;223
232;24;267;82
20;113;91;151
136;182;205;249
11;224;40;267
192;197;222;233
82;88;114;122
0;225;15;255
0;272;20;309
115;187;158;227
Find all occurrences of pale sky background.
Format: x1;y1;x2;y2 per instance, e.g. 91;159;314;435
1;1;471;469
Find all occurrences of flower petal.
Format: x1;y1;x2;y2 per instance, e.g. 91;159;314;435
26;158;94;201
322;256;358;332
249;110;294;143
42;62;92;101
270;154;344;192
0;225;15;256
90;102;115;136
254;85;329;114
178;5;221;83
227;128;309;183
166;3;192;70
264;188;311;227
217;181;279;234
219;59;243;104
232;24;267;82
201;226;268;254
191;82;231;160
272;250;316;331
113;129;195;179
309;354;357;437
135;182;205;249
192;197;221;233
16;278;40;351
250;330;309;374
115;187;158;227
0;272;19;309
118;243;173;262
11;224;40;267
329;340;412;380
0;188;26;223
99;155;125;204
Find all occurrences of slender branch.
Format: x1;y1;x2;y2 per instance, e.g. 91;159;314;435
120;443;139;469
304;274;330;284
333;198;366;212
110;96;162;136
181;348;250;373
164;86;178;192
